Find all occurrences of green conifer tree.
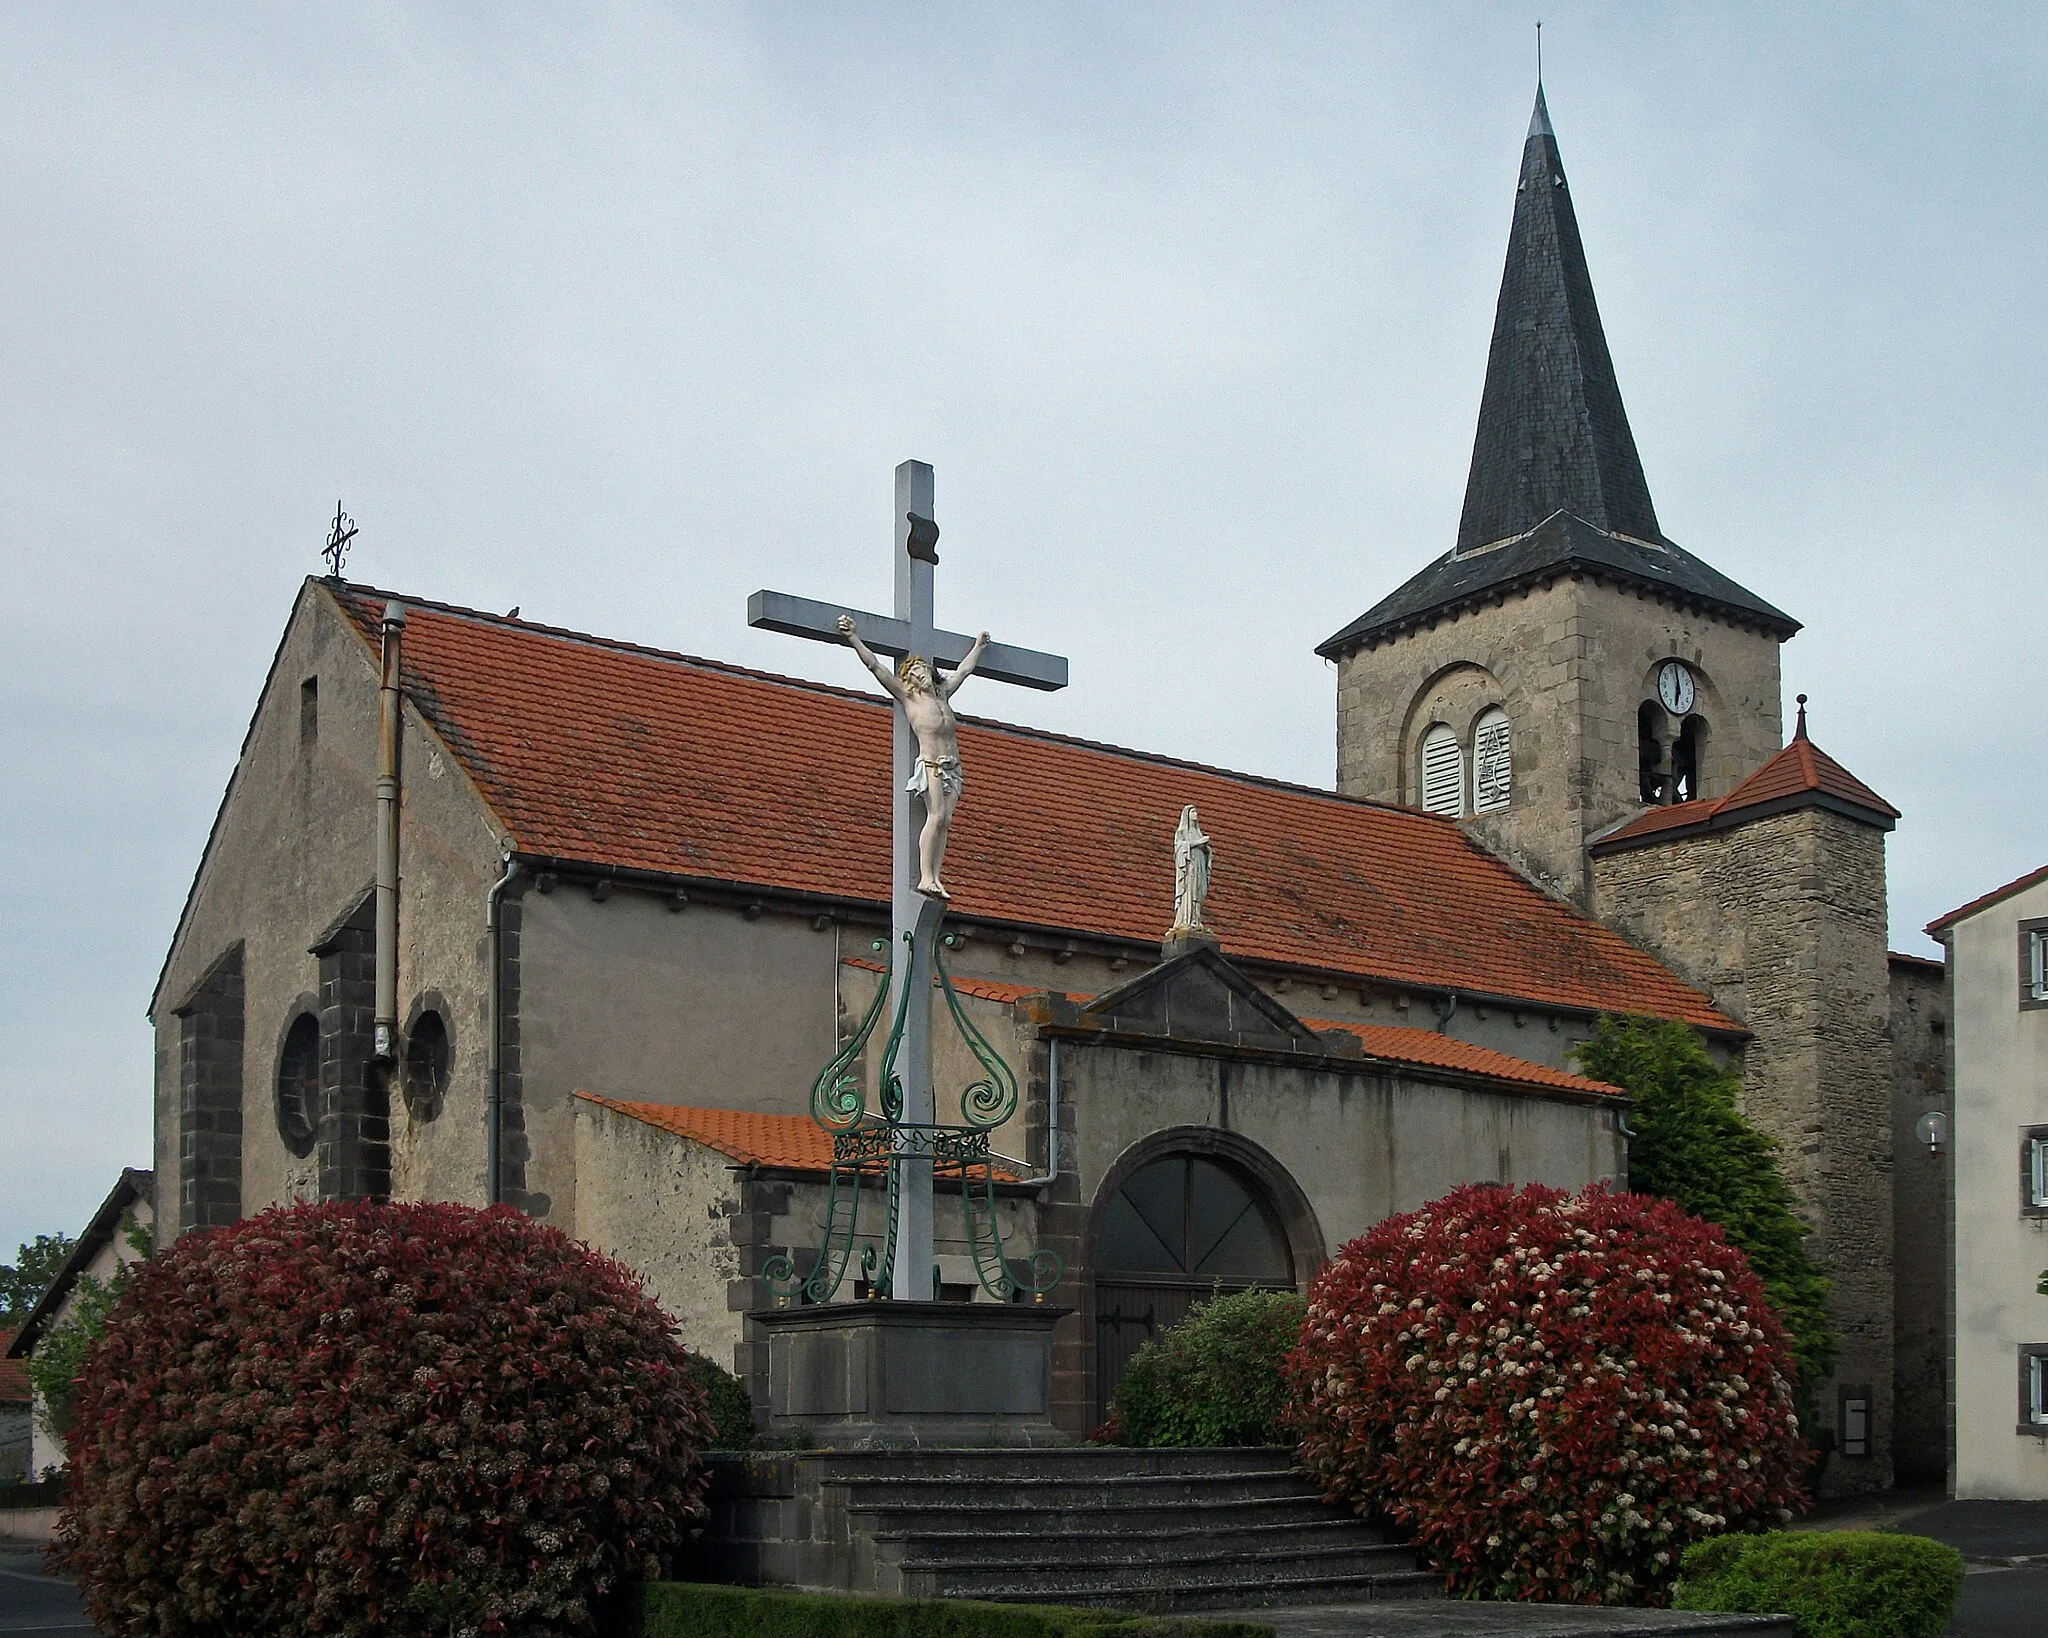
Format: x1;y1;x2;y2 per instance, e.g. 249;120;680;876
1575;1016;1837;1391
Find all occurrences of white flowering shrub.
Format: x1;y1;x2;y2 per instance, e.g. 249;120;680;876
1284;1183;1807;1604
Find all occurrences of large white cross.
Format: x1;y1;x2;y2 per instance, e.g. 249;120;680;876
748;459;1068;1300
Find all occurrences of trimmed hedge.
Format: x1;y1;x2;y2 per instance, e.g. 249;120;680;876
1101;1287;1305;1448
615;1583;1275;1638
1672;1531;1963;1638
685;1353;760;1450
60;1201;713;1638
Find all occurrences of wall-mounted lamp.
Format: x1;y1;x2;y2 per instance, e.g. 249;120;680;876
1915;1111;1949;1158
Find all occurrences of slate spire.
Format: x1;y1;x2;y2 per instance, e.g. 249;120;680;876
1455;86;1664;553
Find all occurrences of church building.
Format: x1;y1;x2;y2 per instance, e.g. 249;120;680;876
146;91;1943;1493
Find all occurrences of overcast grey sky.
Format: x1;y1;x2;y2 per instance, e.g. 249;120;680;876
2;3;2042;1258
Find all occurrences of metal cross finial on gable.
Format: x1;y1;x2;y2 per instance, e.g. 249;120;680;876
748;460;1068;1301
323;501;358;579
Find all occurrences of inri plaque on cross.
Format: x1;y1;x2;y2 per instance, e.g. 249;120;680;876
748;460;1068;1300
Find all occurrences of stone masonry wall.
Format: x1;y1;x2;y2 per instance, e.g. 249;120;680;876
1336;574;1782;904
172;944;245;1232
1888;957;1950;1486
1591;807;1895;1493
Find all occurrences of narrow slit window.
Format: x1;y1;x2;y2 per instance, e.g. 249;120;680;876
1673;715;1707;803
299;676;318;744
1637;701;1667;804
1419;724;1464;817
1473;708;1511;814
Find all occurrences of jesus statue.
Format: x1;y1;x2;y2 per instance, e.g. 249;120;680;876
838;612;990;901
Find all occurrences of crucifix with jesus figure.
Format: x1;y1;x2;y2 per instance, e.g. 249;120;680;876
747;460;1069;1303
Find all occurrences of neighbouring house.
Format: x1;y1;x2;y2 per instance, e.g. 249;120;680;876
0;1330;29;1485
1928;864;2048;1498
3;1169;155;1477
139;88;1941;1491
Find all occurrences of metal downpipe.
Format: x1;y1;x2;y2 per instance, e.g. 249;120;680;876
373;602;406;1063
485;850;521;1206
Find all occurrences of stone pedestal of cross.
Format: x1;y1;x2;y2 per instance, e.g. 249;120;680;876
749;459;1068;1301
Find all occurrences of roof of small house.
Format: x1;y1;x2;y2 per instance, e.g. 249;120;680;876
0;1331;29;1405
4;1169;153;1359
325;582;1737;1033
575;1094;1026;1178
1927;862;2048;935
840;953;1622;1101
1593;714;1898;855
1303;1018;1622;1100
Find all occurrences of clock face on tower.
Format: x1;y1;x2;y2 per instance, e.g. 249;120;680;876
1656;660;1696;716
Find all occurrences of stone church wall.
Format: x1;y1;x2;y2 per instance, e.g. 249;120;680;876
1888;955;1950;1486
516;890;842;1228
1337;575;1782;903
1590;807;1895;1493
152;585;506;1235
572;1098;746;1367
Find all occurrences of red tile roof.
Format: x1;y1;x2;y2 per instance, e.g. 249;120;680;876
1927;863;2048;935
845;956;1616;1099
1598;731;1897;851
0;1329;29;1404
576;1094;1021;1178
335;583;1734;1032
0;1326;29;1400
1305;1019;1624;1100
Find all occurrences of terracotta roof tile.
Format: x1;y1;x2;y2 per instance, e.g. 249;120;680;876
1304;1019;1623;1100
840;955;1066;1007
577;1094;1020;1178
335;584;1734;1032
1600;732;1897;850
1928;862;2048;934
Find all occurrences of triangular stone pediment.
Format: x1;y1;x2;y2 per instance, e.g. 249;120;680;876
1081;945;1323;1049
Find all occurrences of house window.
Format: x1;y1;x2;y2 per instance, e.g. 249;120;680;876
2023;919;2048;1009
1419;724;1464;817
2023;1127;2048;1217
276;1011;319;1158
299;676;318;744
2020;1344;2048;1435
1472;708;1511;814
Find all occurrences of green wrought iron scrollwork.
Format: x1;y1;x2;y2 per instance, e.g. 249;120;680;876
937;932;1018;1131
960;1153;1063;1302
811;939;892;1131
761;1143;866;1305
875;930;916;1122
773;917;1061;1308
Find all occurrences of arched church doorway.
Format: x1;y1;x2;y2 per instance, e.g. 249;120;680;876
1089;1132;1318;1423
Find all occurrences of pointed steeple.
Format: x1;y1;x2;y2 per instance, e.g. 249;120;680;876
1455;87;1663;554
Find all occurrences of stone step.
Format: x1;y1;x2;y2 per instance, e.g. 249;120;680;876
866;1501;1364;1539
805;1445;1299;1481
833;1469;1315;1510
878;1518;1408;1567
902;1559;1442;1610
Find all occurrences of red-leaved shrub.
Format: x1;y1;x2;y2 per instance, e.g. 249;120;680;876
58;1201;714;1638
1285;1183;1807;1605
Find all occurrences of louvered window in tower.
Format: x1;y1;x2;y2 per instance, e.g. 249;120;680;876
1420;724;1464;817
1473;708;1512;813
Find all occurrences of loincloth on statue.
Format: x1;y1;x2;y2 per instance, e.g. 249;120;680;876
906;756;964;799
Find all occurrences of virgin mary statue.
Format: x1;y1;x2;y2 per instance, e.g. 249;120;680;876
1171;805;1212;933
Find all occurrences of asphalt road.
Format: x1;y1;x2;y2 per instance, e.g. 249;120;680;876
0;1550;93;1636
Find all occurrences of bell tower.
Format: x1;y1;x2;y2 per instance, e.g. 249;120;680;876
1320;87;1799;905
